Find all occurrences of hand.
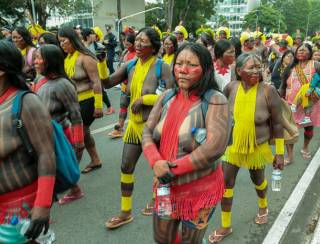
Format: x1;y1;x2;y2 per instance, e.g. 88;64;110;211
93;108;103;118
158;163;177;184
273;155;284;170
153;160;170;178
131;98;143;114
24;206;50;240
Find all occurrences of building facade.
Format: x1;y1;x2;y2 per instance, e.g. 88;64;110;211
211;0;260;36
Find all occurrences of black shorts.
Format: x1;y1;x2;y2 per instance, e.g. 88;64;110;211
79;97;95;126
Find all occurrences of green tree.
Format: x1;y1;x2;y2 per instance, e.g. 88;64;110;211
145;1;166;31
243;4;286;33
217;15;229;27
307;0;320;35
0;0;90;29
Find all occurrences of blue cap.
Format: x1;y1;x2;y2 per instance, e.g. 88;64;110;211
191;127;197;135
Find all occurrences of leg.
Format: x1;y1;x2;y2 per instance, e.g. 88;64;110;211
301;126;313;159
106;143;142;229
208;163;240;243
285;144;294;165
141;176;158;216
249;168;268;224
103;89;115;115
153;214;180;244
182;223;207;244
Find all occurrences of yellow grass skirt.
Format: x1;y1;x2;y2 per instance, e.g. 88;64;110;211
225;142;273;169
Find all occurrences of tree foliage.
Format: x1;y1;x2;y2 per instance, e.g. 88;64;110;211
0;0;90;29
146;0;218;34
243;4;286;33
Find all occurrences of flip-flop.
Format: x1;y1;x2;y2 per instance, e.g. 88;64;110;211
284;158;293;166
58;192;85;205
300;149;312;159
81;164;102;174
141;203;154;216
208;229;233;243
255;209;268;225
105;215;134;229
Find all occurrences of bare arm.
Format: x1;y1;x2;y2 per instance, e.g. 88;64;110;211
82;55;102;95
102;63;128;88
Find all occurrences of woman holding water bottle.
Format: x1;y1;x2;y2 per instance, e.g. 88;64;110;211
208;52;284;243
142;42;230;244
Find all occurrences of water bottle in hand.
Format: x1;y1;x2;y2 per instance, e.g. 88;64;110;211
271;169;282;192
19;219;55;244
157;184;172;217
191;128;206;144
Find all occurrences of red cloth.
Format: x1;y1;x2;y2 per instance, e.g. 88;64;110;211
34;176;55;208
143;144;163;168
63;126;73;144
33;77;49;92
72;124;84;144
159;90;199;162
0;87;18;105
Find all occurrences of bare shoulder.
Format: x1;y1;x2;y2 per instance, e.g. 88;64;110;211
209;90;228;105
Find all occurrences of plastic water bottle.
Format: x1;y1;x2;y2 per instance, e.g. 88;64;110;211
156;80;166;95
271;169;282;192
191;128;207;144
19;219;55;244
157;184;172;217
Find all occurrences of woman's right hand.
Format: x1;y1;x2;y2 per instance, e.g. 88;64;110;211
25;206;50;240
153;160;170;178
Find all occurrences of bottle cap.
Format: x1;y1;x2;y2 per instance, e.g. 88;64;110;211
191;127;197;135
10;215;19;226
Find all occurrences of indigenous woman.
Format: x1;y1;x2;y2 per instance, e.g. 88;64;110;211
271;50;294;89
103;27;174;229
142;42;229;244
162;35;178;67
209;53;284;243
0;41;55;242
196;32;215;61
280;44;320;163
108;32;137;138
12;26;36;81
214;40;236;90
38;32;60;47
33;44;85;201
57;27;103;201
312;48;320;62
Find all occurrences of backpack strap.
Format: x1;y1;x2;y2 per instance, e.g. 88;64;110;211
201;89;218;121
12;91;36;157
126;58;138;75
155;58;163;81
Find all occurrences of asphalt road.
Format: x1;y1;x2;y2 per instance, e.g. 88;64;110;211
50;87;320;244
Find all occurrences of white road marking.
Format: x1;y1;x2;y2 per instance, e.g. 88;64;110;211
91;121;127;135
262;147;320;244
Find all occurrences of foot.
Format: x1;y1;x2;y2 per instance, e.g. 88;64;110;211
105;107;115;115
105;213;134;229
141;202;154;216
300;149;312;159
81;162;102;174
58;190;85;205
299;116;312;125
255;208;268;225
208;228;233;243
284;157;293;166
108;129;123;138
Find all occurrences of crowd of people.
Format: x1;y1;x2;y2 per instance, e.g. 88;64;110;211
0;21;320;244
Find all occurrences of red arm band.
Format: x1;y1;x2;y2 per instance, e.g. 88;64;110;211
34;176;55;208
120;107;128;113
72;124;84;144
143;144;163;168
170;155;195;176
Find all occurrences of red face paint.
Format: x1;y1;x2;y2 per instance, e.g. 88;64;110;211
174;66;202;80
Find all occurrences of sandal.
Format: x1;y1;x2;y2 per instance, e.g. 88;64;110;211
105;107;115;115
208;229;233;243
141;203;154;216
81;163;102;174
58;192;84;205
105;215;134;229
284;158;293;166
255;209;268;225
300;149;312;159
108;129;123;139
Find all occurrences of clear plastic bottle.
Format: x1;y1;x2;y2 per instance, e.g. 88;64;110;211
271;169;282;192
156;80;166;95
157;184;172;217
191;128;207;144
19;219;55;244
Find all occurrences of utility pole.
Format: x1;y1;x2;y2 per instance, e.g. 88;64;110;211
167;0;174;30
117;0;122;33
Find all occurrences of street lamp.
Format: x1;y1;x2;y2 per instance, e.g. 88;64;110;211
306;9;320;37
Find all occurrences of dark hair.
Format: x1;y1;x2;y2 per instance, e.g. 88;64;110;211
38;32;59;46
280;50;294;66
39;44;70;80
58;26;96;59
163;35;178;53
214;39;232;59
81;28;94;42
235;52;262;81
229;37;242;58
125;32;136;45
281;43;314;91
13;26;35;47
173;42;220;96
0;41;29;90
137;27;161;55
198;32;215;48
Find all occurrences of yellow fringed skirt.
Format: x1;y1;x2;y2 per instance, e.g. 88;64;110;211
123;120;145;145
225;142;274;170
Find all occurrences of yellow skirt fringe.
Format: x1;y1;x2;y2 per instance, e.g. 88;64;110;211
225;142;273;170
123;120;145;145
